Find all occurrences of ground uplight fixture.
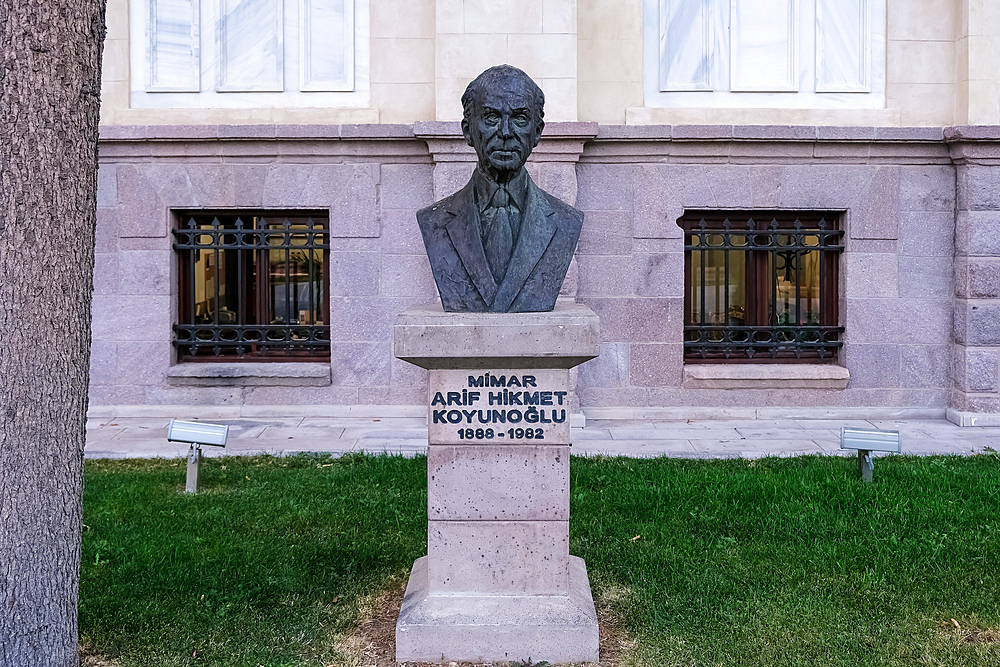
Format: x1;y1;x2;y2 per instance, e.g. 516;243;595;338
167;419;229;493
840;427;901;482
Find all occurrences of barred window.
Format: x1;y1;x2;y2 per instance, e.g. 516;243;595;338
680;211;844;363
173;211;330;361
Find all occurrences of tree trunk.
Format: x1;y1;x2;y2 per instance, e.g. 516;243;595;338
0;1;106;665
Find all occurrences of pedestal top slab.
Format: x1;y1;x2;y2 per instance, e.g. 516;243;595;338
394;302;600;370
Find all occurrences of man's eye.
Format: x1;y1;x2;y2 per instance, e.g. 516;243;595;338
513;114;529;125
484;113;500;125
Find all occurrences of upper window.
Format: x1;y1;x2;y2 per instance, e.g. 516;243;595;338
680;211;844;363
643;0;885;109
130;0;369;109
173;211;330;361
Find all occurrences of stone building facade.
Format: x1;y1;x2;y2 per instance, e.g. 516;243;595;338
92;0;1000;422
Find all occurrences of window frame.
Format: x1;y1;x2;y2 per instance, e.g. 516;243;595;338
642;0;887;110
172;209;331;362
679;210;844;364
130;0;370;109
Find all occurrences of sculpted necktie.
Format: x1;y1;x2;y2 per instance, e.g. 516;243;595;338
483;187;515;283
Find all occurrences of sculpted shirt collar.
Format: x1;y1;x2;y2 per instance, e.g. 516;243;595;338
473;167;530;217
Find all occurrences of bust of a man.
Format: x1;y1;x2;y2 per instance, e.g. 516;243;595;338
416;65;583;313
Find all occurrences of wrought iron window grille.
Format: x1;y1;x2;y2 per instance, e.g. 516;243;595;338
682;213;845;362
173;212;331;360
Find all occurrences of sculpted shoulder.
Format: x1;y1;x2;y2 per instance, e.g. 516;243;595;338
537;188;584;230
417;189;465;230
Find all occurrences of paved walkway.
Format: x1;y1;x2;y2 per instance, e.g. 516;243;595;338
85;415;1000;459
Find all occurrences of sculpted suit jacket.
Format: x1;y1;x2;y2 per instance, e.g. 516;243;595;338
416;170;584;312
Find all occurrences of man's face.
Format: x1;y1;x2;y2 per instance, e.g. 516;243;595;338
462;77;543;182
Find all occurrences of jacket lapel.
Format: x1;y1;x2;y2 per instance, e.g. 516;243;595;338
443;181;499;307
491;182;556;312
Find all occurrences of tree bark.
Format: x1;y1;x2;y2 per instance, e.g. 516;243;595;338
0;1;106;665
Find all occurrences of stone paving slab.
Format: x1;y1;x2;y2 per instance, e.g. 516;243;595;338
567;428;613;440
257;426;348;439
647;424;750;438
83;415;1000;460
733;426;811;439
572;439;697;458
225;439;358;456
341;426;432;440
298;417;427;428
689;439;827;457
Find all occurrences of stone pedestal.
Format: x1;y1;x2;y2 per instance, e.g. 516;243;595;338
394;303;600;663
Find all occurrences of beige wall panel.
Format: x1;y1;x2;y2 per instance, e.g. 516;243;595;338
543;0;577;33
435;30;509;120
372;38;435;84
967;79;1000;123
436;34;509;80
538;78;578;121
967;0;996;37
579;80;642;124
434;1;577;121
887;0;958;41
436;77;473;121
100;0;131;124
463;0;544;33
371;0;434;38
889;82;955;125
579;39;642;83
956;78;971;122
112;106;380;125
578;0;642;40
956;35;970;82
887;40;956;85
508;34;578;79
577;0;642;123
626;106;900;125
967;34;998;80
961;0;1000;123
106;0;131;38
267;107;381;123
436;0;465;33
372;83;436;123
102;38;131;83
99;80;130;126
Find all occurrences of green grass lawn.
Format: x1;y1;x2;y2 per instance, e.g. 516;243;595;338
79;452;1000;666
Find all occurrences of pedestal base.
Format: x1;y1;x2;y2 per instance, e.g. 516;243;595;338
394;303;601;663
395;555;600;663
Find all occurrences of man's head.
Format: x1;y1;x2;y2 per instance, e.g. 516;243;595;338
461;65;545;183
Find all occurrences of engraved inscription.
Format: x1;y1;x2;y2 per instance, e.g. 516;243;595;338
427;369;570;445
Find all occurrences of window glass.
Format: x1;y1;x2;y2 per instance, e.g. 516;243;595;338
681;211;843;363
174;212;330;360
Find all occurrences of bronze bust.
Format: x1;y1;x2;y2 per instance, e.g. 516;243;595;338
417;65;583;312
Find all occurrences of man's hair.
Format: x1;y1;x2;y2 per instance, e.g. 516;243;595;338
461;65;545;125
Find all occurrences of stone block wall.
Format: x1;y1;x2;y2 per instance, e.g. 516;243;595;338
949;127;1000;412
92;126;439;408
90;124;990;416
572;127;956;412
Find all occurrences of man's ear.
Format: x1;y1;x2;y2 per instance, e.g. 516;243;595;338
461;118;474;147
532;119;545;148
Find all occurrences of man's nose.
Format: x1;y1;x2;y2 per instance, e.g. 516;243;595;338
498;115;513;138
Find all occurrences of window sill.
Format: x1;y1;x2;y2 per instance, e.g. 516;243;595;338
683;365;849;390
167;362;331;387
